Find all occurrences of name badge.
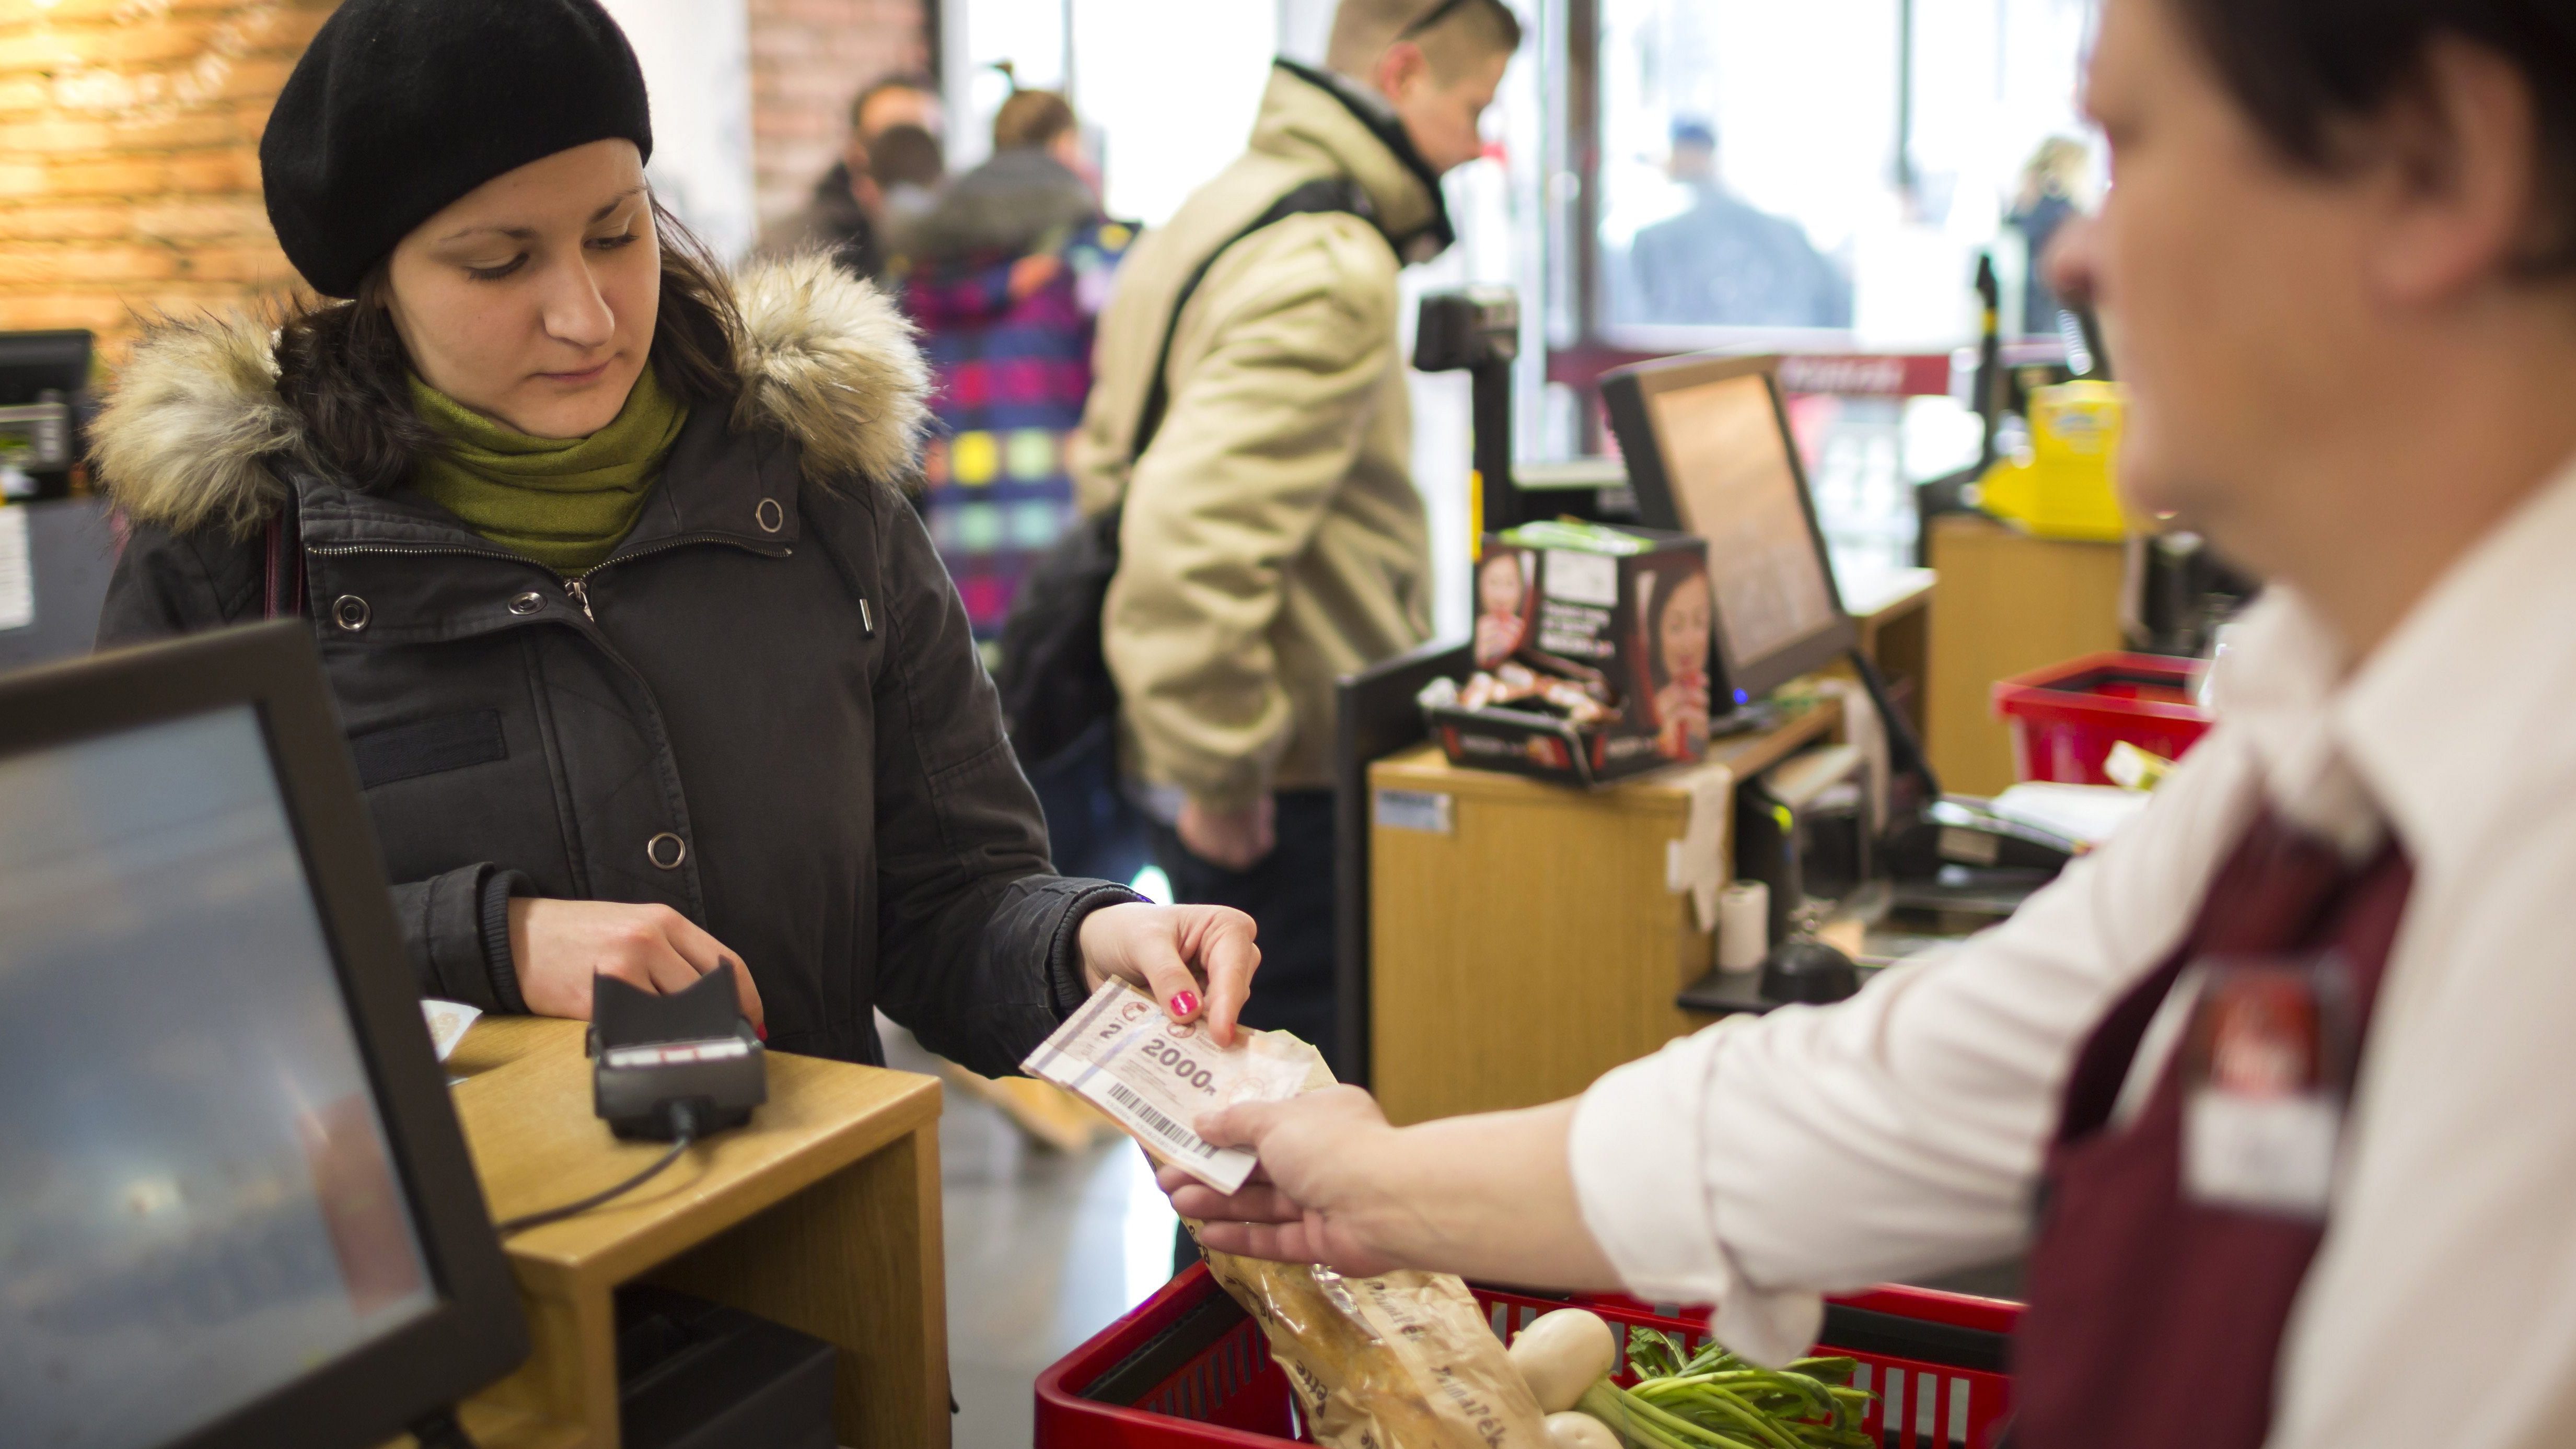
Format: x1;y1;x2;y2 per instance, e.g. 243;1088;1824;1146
2178;954;2359;1220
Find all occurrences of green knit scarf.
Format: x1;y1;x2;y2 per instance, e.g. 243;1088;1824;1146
408;365;688;575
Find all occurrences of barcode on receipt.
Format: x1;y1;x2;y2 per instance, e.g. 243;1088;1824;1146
1104;1081;1218;1160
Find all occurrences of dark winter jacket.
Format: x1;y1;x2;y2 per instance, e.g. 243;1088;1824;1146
90;254;1138;1075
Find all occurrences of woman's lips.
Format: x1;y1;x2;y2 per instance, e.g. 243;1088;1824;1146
537;359;614;386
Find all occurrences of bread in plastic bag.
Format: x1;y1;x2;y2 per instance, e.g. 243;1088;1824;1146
1179;1032;1551;1449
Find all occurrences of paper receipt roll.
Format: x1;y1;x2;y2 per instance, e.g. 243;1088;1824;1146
1718;880;1770;972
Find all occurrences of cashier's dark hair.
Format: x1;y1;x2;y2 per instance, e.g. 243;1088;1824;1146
272;196;743;496
2168;0;2576;272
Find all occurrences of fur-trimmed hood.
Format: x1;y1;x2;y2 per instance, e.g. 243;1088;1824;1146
91;252;929;539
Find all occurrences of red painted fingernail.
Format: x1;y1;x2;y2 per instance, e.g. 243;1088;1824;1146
755;1024;769;1042
1170;990;1200;1018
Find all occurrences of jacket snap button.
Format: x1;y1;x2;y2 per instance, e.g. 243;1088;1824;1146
755;497;784;533
508;591;544;615
331;594;369;632
645;832;687;870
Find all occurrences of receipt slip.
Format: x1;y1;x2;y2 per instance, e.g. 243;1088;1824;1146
1022;979;1314;1192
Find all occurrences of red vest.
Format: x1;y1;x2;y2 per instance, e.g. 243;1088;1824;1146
2013;812;2413;1448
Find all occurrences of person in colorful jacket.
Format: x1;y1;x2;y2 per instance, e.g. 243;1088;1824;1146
902;89;1130;640
902;90;1143;883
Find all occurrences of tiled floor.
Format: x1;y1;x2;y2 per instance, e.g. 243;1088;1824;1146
881;1024;1180;1449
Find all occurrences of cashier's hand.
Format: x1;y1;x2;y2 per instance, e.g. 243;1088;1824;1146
1157;1086;1403;1275
1078;902;1261;1044
508;898;767;1035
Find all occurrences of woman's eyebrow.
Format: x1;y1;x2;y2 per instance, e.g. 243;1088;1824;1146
436;187;645;242
588;186;646;223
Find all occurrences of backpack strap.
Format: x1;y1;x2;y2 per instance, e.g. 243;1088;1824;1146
1129;176;1375;463
262;482;305;620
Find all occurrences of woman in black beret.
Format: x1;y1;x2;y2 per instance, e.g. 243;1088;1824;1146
91;0;1260;1074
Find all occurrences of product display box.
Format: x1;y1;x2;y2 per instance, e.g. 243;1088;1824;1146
1421;520;1712;786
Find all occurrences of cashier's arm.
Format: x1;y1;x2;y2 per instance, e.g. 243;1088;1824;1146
1163;1088;1625;1290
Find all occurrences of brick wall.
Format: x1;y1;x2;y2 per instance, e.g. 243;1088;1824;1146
746;0;930;232
0;0;933;357
0;0;336;358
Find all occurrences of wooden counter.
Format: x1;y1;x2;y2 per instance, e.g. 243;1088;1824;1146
425;1017;948;1449
1366;700;1840;1125
1923;515;2126;795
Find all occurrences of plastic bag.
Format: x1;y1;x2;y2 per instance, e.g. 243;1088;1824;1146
1184;1035;1551;1449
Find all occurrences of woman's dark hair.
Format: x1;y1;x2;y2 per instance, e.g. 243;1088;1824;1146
2168;0;2576;271
273;196;745;493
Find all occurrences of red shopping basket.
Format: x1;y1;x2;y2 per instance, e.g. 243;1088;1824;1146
1034;1263;2019;1448
1992;651;2213;786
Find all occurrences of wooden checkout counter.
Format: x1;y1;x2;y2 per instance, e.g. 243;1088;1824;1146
1368;699;1847;1125
414;1017;951;1449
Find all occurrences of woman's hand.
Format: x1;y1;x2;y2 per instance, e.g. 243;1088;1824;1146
1078;901;1260;1042
508;897;767;1034
1158;1085;1407;1274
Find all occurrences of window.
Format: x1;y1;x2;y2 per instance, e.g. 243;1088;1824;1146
1589;0;2098;345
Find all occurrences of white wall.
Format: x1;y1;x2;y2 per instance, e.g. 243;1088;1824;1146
946;0;1276;225
1070;2;1278;226
946;0;1071;172
598;0;760;262
1275;0;1335;65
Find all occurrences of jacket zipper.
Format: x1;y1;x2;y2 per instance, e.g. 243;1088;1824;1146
307;541;532;565
560;533;795;621
314;533;787;626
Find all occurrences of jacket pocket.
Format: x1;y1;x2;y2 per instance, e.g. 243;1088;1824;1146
350;708;508;790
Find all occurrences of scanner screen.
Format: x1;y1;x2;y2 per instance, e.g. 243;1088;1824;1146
1645;373;1841;671
0;706;435;1449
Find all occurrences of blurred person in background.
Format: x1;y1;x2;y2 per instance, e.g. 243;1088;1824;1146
904;88;1143;882
758;74;944;281
868;121;948;265
1628;118;1852;328
1073;0;1523;1057
2010;136;2094;334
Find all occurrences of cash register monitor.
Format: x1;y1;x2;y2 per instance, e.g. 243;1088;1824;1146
1601;353;1859;703
0;623;524;1449
0;327;90;403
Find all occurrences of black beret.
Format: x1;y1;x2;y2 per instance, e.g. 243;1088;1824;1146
260;0;654;298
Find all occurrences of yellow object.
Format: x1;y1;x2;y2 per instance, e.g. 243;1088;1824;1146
1978;380;2130;542
950;429;999;487
2104;739;2176;791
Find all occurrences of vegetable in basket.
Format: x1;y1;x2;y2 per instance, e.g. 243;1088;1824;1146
1508;1308;1620;1412
1546;1410;1623;1449
1504;1310;1880;1449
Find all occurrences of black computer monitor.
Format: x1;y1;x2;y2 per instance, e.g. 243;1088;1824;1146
0;623;525;1449
1601;353;1859;705
0;328;92;405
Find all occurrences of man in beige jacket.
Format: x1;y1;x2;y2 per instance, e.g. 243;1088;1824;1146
1070;0;1519;1053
